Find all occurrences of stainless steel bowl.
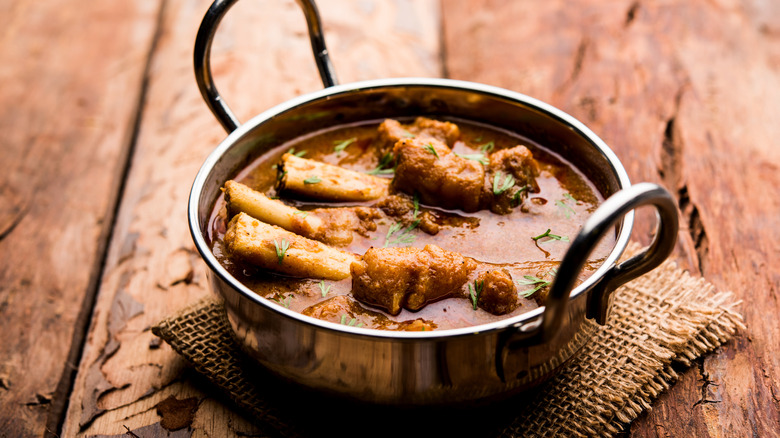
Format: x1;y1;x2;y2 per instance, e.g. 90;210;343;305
188;0;678;405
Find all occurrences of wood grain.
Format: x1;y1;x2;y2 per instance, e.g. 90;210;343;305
443;0;780;436
60;0;441;436
0;1;161;436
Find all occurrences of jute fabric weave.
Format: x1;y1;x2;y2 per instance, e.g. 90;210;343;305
153;246;744;437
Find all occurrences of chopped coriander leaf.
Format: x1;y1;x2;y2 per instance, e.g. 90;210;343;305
318;280;331;298
516;268;558;298
424;143;439;159
384;219;420;247
293;210;310;219
303;175;322;184
333;137;357;156
555;199;576;218
454;152;489;166
512;185;529;206
339;314;361;327
273;294;292;308
531;228;570;242
273;238;290;264
468;280;484;310
519;281;548;298
492;172;516;195
287;147;306;157
367;167;395;175
367;153;395;175
478;141;495;153
563;193;577;202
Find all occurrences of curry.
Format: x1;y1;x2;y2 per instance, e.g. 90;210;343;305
208;117;614;331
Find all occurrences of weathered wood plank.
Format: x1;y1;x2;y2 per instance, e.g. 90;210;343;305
0;1;162;436
61;0;441;436
443;0;780;436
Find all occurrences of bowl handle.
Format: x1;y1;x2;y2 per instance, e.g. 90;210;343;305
538;183;679;341
497;183;678;381
194;0;338;132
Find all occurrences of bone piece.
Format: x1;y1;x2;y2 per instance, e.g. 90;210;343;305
224;180;323;235
278;153;389;202
224;212;358;280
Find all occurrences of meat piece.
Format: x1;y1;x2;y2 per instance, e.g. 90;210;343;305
224;212;358;280
350;244;477;315
392;137;486;212
224;180;380;246
476;269;520;315
302;295;357;320
302;295;436;331
374;117;461;157
489;145;540;189
487;146;541;214
313;207;381;244
375;195;439;235
278;153;389;202
375;194;414;217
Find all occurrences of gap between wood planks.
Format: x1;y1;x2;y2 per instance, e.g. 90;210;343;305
43;1;170;436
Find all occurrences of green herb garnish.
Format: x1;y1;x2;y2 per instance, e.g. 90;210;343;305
517;276;550;298
516;268;558;298
424;143;439;159
478;141;495;153
303;175;322;184
532;228;570;242
468;280;485;310
333;137;357;156
455;152;489;166
367;153;395;175
412;193;420;220
294;210;310;219
400;129;415;138
287;147;306;157
384;219;421;247
556;193;577;218
273;238;290;264
512;185;530;206
340;314;363;327
492;172;516;195
318;280;331;298
274;294;292;308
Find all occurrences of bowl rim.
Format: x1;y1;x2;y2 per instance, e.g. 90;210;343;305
188;77;634;340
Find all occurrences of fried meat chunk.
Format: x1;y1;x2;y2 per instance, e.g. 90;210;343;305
392;137;486;212
476;269;520;315
350;244;477;315
374;117;460;158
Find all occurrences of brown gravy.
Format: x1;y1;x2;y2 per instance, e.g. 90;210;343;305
208;118;614;330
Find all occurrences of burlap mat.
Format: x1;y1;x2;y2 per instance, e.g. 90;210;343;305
153;246;744;437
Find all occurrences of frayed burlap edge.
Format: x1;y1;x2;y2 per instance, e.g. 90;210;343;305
152;299;302;437
153;244;744;438
500;251;745;437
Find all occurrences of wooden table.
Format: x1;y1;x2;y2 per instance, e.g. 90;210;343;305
1;0;778;436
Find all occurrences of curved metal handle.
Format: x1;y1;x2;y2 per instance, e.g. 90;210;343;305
194;0;339;133
538;182;679;342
